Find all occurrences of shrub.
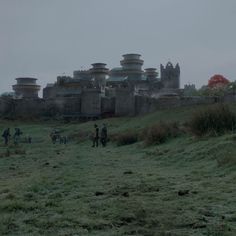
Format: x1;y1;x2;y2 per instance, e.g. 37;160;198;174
14;148;26;155
188;104;236;136
144;121;180;145
217;154;236;167
68;130;90;142
115;130;138;146
5;149;10;157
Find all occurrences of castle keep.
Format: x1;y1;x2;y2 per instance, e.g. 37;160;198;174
0;53;213;119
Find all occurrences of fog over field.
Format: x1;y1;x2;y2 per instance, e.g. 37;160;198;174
0;0;236;95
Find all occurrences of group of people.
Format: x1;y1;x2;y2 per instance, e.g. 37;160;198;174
2;123;108;148
49;130;68;144
92;123;108;147
49;123;108;147
1;127;30;145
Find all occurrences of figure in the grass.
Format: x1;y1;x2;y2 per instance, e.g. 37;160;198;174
59;136;64;144
100;123;108;147
59;136;68;144
13;128;23;145
63;136;68;144
92;124;99;147
50;130;59;144
2;128;11;145
28;135;32;144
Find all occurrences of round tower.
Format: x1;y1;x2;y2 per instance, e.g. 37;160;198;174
109;67;124;77
12;77;41;98
90;63;109;90
144;68;158;81
120;54;144;80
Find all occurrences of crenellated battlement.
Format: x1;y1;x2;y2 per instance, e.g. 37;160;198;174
160;62;180;89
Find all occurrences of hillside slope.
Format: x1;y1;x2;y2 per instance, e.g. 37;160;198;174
0;104;236;235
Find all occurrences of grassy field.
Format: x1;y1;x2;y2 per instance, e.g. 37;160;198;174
0;105;236;236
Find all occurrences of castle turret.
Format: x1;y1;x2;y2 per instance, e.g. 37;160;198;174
160;62;180;89
90;63;109;90
144;68;158;82
12;77;41;98
120;54;144;80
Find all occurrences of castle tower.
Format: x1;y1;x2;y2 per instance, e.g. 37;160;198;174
120;54;144;80
90;63;109;90
160;62;180;89
12;77;41;98
144;68;158;82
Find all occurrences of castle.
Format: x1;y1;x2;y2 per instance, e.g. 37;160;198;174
42;54;180;99
0;53;215;119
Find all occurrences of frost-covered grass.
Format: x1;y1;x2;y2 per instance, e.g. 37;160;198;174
0;104;236;235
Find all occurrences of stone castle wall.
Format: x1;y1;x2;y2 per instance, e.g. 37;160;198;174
223;94;236;103
44;97;81;116
0;97;12;115
81;90;101;115
0;94;229;119
115;89;135;116
134;96;216;116
0;97;82;118
12;99;45;118
101;97;115;115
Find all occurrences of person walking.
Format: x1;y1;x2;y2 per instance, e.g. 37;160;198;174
28;135;32;144
100;123;107;147
92;124;99;147
50;131;57;144
13;128;23;145
2;128;11;145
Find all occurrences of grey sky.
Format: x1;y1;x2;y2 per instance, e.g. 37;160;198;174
0;0;236;95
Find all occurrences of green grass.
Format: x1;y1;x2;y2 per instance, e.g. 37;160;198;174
0;104;236;235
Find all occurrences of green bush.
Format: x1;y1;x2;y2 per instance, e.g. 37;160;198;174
115;130;138;146
144;122;180;145
68;130;90;143
217;154;236;167
188;104;236;136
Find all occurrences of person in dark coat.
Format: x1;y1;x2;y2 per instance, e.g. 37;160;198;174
50;131;57;144
13;128;23;145
2;128;11;145
92;124;99;147
28;136;32;144
100;123;107;147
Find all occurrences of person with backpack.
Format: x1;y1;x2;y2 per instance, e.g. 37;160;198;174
2;128;11;145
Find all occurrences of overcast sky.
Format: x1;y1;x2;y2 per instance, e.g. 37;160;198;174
0;0;236;95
